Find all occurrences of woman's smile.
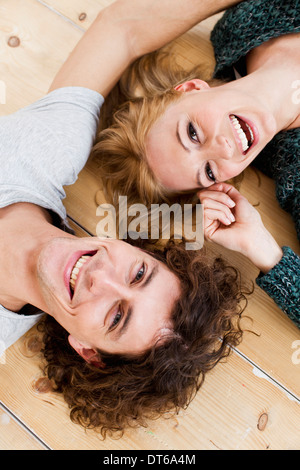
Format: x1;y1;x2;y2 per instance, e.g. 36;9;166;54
229;114;258;154
145;79;274;192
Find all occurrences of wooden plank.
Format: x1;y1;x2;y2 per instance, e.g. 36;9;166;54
41;0;113;28
64;162;102;234
0;0;84;113
0;325;298;450
0;405;46;450
0;0;298;451
139;352;300;451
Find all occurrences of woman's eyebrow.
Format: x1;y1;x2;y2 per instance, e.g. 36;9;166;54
176;122;190;152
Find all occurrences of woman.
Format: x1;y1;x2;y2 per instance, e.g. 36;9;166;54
92;0;300;327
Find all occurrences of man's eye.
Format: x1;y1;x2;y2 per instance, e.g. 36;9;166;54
205;163;216;183
188;123;199;142
110;311;122;330
134;264;145;283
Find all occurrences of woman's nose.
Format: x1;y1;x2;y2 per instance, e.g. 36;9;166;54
214;135;234;160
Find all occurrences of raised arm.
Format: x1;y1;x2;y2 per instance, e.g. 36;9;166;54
49;0;243;97
198;183;300;327
198;183;283;273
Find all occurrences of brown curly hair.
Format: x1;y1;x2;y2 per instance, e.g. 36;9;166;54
40;240;250;438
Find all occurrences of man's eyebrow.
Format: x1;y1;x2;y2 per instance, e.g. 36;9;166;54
141;263;158;289
116;264;159;340
176;122;190;153
115;307;133;340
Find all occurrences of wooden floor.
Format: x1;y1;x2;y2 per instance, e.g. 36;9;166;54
0;0;299;451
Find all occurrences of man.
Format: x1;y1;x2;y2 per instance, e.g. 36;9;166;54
0;0;243;359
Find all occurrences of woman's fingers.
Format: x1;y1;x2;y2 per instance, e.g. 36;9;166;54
204;207;234;227
197;182;247;208
201;197;236;224
198;189;236;208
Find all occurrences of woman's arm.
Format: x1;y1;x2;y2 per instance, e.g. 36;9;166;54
49;0;243;97
198;183;300;327
198;183;283;273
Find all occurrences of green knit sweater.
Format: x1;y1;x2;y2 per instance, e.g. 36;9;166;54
210;0;300;327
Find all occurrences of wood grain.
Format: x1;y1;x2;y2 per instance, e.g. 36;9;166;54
1;323;299;450
0;0;298;450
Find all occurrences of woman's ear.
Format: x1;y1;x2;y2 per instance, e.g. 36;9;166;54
68;335;105;368
174;79;210;93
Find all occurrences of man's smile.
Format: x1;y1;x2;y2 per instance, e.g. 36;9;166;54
64;250;97;300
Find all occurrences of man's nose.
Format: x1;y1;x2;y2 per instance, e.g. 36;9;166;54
89;269;130;298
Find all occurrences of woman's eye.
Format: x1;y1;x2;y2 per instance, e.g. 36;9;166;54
205;163;216;183
134;264;145;283
188;123;199;142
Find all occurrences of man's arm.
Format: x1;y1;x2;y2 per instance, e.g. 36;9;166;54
49;0;243;97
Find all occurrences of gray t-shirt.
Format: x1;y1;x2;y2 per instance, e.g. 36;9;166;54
0;87;104;352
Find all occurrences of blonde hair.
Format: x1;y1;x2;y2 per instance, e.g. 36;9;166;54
91;50;213;208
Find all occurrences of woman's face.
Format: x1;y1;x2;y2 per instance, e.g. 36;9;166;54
146;79;277;191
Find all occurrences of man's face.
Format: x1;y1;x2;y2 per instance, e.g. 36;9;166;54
36;237;181;356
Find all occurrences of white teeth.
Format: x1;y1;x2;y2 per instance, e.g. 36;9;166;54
69;255;89;291
230;115;253;152
246;122;254;143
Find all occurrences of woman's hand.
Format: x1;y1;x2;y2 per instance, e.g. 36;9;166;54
198;183;283;273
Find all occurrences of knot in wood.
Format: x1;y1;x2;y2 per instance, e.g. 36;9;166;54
33;377;53;393
8;36;20;47
257;412;268;431
78;12;87;21
27;335;42;353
